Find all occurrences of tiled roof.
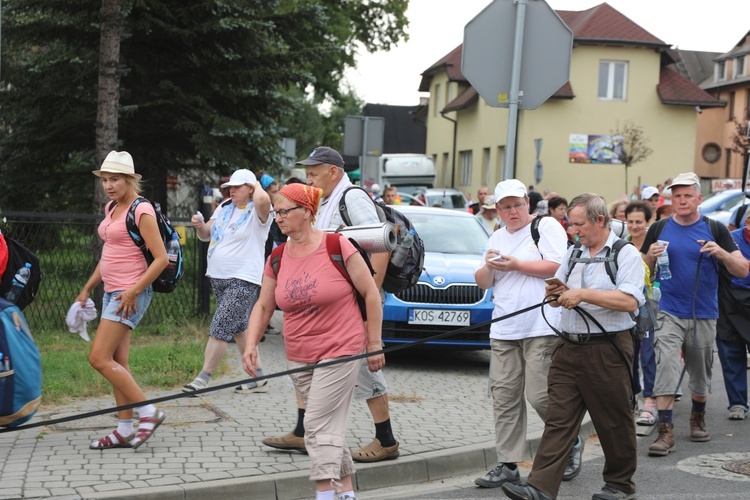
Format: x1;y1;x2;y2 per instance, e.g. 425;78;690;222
556;3;668;49
657;67;723;107
715;30;750;60
418;45;466;92
443;87;478;113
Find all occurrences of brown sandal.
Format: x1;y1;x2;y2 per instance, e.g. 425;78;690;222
89;429;134;450
131;409;166;450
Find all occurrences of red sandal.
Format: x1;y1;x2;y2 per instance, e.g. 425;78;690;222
131;409;166;450
89;429;134;450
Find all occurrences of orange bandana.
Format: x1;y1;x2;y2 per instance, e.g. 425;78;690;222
278;184;322;221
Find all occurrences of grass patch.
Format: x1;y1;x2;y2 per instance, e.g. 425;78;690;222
36;319;229;408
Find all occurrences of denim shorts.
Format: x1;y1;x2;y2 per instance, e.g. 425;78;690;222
101;287;153;329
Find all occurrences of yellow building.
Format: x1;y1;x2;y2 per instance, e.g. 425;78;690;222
419;3;721;203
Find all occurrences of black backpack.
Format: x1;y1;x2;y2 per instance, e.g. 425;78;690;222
108;198;184;293
339;187;425;294
0;235;42;311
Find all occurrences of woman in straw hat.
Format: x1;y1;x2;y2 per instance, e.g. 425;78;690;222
242;183;384;500
184;168;272;395
77;151;168;450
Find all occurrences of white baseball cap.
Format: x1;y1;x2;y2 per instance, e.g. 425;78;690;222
221;169;257;188
494;179;527;202
641;186;660;200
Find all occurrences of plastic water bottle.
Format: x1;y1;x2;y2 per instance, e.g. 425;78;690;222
651;282;661;302
165;232;180;281
657;246;671;281
391;229;415;267
4;263;32;304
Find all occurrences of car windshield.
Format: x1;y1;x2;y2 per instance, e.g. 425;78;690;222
406;213;488;255
425;193;467;209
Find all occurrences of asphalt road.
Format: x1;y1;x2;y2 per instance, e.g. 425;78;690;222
359;355;750;500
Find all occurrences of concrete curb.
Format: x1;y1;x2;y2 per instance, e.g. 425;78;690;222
82;420;595;500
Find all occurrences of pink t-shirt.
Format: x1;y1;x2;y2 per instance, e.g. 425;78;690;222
264;235;366;363
97;201;156;292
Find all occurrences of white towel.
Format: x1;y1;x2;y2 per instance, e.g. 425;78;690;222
66;299;98;341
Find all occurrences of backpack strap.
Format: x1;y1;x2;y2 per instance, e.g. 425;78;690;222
269;242;287;279
565;239;631;285
339;186;387;227
733;203;749;228
326;233;351;284
649;217;669;242
529;216;543;258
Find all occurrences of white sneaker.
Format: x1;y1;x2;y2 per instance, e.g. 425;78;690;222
729;406;747;420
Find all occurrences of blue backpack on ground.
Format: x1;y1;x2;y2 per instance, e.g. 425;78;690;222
0;298;42;427
108;197;185;293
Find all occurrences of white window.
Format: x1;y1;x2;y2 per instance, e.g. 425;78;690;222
446;82;454;106
460;150;473;186
734;56;746;78
598;61;627;101
433;83;441;116
716;60;727;81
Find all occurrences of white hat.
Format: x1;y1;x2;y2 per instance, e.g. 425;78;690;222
371;183;381;194
92;151;141;180
494;179;527;202
221;169;257;188
641;186;660;200
669;172;700;189
481;195;497;209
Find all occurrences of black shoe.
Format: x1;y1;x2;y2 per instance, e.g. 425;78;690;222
562;435;584;481
501;482;553;500
474;462;520;488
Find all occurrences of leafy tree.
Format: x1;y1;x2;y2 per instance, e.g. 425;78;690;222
611;121;653;195
0;0;408;213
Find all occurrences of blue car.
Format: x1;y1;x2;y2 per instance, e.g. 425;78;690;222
382;206;493;350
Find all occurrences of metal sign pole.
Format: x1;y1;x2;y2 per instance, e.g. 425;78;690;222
360;117;369;186
503;0;528;181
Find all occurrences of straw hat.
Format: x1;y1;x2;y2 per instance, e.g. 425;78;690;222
92;151;141;180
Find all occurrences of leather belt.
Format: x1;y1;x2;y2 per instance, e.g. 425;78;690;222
567;333;613;342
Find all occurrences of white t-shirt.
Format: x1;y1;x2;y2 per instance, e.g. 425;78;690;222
206;202;272;284
482;216;567;340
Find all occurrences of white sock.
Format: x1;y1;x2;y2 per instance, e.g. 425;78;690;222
117;419;134;437
315;490;336;500
338;491;356;500
137;404;156;420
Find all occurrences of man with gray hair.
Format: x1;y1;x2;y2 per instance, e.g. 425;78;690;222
262;146;399;463
641;172;748;457
503;193;644;500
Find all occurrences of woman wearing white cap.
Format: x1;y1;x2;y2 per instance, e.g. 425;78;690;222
78;151;168;450
184;169;272;395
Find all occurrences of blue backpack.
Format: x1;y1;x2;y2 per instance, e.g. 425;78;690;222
0;298;42;427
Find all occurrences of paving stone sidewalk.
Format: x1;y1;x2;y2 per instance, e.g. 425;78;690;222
0;314;592;500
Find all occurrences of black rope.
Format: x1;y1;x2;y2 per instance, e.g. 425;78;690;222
0;298;557;434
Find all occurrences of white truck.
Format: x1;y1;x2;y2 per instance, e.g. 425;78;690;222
363;153;436;190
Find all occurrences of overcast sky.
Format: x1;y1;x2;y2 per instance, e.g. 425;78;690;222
343;0;749;106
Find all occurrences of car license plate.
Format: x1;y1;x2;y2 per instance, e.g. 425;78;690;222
409;309;470;326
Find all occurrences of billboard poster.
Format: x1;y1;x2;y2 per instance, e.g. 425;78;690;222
569;134;623;164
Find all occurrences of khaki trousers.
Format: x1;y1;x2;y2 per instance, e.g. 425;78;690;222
288;356;361;482
489;336;557;463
